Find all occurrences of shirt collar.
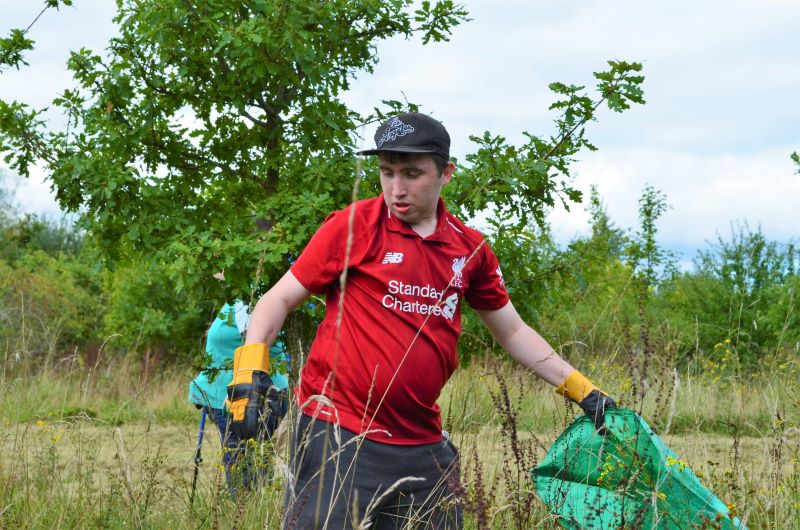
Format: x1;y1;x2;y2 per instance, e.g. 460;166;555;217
382;194;452;243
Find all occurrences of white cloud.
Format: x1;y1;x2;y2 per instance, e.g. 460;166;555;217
549;147;800;253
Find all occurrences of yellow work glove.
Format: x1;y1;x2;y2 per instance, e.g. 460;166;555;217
556;370;617;434
225;343;281;440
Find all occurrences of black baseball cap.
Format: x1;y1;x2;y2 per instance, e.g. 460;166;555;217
357;112;450;160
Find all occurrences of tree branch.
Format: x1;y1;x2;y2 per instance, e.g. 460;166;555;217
240;108;270;129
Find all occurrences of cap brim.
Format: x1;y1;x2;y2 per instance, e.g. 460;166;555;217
356;146;439;156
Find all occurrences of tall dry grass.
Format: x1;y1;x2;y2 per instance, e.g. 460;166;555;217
1;339;798;528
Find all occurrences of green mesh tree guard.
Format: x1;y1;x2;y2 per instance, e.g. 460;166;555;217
531;408;745;529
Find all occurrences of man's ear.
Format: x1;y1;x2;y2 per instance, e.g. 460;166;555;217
441;161;455;185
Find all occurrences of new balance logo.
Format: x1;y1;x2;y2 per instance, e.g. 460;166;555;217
381;252;404;264
442;293;459;320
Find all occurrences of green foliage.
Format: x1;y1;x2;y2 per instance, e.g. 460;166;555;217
539;190;636;357
619;185;676;366
0;210;208;362
792;151;799;173
0;1;73;71
445;61;646;364
0;248;101;359
0;100;51;176
529;185;799;369
458;224;564;364
0;213;83;260
0;0;469;302
561;186;628;304
0;2;645;308
0;28;34;70
102;257;210;358
0;193;101;357
670;222;799;363
446;61;645;232
625;185;676;293
585;185;627;258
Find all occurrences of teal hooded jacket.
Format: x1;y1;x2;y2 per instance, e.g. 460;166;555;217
188;302;288;410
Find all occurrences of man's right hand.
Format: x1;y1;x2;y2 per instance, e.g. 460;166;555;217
226;344;279;440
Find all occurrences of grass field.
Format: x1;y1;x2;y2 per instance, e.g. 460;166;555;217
1;355;799;528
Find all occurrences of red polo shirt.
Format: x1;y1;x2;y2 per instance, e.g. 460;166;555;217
290;195;509;444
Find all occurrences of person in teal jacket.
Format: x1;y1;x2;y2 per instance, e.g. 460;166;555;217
189;300;289;490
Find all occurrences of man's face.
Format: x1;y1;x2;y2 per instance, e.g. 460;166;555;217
378;153;454;228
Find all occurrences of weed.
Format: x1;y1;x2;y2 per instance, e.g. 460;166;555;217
0;339;798;527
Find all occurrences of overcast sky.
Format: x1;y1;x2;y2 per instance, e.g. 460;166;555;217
2;1;798;267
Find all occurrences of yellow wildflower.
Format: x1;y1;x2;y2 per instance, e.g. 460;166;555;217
665;455;688;471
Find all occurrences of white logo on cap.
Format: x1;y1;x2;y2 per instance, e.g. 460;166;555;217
377;118;415;147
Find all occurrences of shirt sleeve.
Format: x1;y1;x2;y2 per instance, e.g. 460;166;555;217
465;242;510;310
290;206;366;294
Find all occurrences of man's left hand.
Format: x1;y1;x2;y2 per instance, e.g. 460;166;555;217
578;389;617;434
556;370;617;435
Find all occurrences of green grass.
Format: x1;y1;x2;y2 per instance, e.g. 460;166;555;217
0;353;798;528
0;360;196;427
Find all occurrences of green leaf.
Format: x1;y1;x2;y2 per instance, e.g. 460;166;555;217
0;28;35;69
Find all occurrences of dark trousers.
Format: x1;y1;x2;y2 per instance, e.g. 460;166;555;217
205;407;267;492
283;413;463;530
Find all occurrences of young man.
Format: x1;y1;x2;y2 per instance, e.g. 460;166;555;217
226;112;615;529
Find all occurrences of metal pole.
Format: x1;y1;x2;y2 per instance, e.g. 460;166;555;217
190;408;207;505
